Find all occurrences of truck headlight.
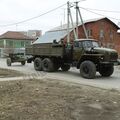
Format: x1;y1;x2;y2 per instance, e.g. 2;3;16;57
100;56;104;60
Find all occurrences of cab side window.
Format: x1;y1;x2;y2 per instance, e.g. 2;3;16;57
79;42;82;48
74;42;79;47
74;41;82;48
82;41;92;48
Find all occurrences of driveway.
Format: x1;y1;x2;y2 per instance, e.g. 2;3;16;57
0;58;120;90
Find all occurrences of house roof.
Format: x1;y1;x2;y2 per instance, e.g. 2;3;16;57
49;17;119;32
34;30;68;44
0;31;34;40
34;17;119;44
85;17;119;29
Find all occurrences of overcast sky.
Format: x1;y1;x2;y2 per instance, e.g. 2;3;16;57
0;0;120;34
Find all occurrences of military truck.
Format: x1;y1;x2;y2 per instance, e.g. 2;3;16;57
26;39;118;79
6;53;26;66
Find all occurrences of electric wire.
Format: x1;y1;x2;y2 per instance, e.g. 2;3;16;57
0;2;120;28
80;7;120;21
80;7;120;13
0;3;66;27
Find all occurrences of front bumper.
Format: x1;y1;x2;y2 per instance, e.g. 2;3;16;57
117;59;120;65
100;59;120;66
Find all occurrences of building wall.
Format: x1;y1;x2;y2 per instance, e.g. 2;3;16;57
0;40;4;47
19;30;42;40
114;33;120;56
27;30;42;39
85;19;118;47
3;39;31;48
0;39;31;57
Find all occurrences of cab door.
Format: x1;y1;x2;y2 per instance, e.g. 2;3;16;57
73;41;83;61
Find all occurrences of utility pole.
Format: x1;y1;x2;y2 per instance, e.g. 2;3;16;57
75;1;79;39
67;1;88;44
69;8;77;40
77;6;88;39
67;1;70;44
67;1;77;44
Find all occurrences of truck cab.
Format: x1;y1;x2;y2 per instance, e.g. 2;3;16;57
72;39;118;79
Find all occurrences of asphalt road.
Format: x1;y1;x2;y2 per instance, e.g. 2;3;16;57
0;58;120;90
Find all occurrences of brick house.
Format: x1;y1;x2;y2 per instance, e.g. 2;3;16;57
77;17;119;50
36;17;120;54
63;17;120;53
0;31;34;57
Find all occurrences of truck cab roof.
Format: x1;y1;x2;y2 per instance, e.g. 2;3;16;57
74;39;98;42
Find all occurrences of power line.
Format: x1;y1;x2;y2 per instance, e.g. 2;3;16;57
81;7;120;13
0;3;66;27
80;7;120;21
1;2;120;28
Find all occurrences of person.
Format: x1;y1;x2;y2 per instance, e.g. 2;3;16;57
53;39;57;44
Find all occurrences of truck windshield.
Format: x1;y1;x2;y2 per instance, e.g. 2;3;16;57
92;41;99;47
82;41;99;48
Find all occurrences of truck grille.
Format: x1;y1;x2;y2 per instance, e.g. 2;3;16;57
110;53;118;61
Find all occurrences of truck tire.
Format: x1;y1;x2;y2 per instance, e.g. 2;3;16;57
61;64;70;71
34;58;42;71
54;63;60;71
80;61;96;79
99;65;114;77
21;61;26;65
42;58;54;72
7;58;12;66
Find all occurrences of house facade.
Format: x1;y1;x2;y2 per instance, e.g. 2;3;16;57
0;31;34;57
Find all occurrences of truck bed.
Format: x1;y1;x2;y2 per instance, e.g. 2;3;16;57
25;43;64;57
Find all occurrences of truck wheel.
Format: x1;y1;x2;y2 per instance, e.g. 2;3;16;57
34;58;42;71
54;63;60;71
61;64;70;71
80;61;96;79
42;58;54;72
7;58;12;66
21;61;26;65
99;65;114;77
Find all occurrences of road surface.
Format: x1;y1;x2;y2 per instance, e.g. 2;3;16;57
0;58;120;90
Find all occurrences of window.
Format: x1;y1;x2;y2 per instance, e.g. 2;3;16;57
79;42;82;48
14;41;23;48
6;40;13;48
74;41;79;47
74;41;82;48
109;29;113;41
0;40;4;47
32;32;36;37
87;29;92;37
25;41;31;46
21;41;25;47
82;41;92;48
99;29;104;38
92;41;99;47
82;41;99;48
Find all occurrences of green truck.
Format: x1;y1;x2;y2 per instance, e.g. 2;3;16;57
26;39;118;79
6;53;26;66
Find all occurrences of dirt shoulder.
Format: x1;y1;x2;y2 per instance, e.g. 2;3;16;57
0;78;120;120
0;68;23;78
